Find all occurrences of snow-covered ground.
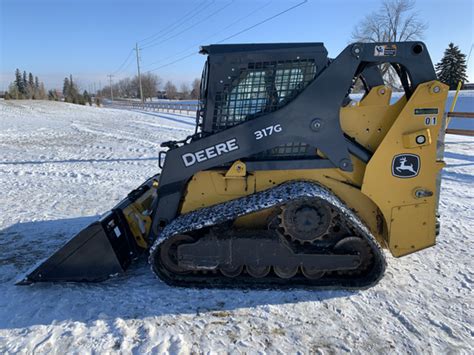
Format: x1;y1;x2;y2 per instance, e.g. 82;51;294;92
0;100;472;353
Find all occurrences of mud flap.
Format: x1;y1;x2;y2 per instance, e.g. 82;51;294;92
16;210;138;284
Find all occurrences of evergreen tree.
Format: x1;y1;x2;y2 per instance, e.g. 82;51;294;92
69;74;79;103
22;71;28;94
34;76;40;89
48;89;59;101
62;75;80;103
63;77;70;102
69;74;75;99
28;72;35;98
435;43;468;90
28;72;34;88
14;69;24;97
83;90;92;105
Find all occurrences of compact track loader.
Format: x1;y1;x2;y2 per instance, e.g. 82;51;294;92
18;41;449;289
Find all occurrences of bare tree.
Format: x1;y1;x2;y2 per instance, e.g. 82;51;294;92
137;73;162;101
164;81;177;100
99;74;161;100
179;83;190;100
117;77;134;98
352;0;427;88
190;78;201;99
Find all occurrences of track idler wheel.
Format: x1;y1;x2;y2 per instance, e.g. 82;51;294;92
334;236;372;274
160;234;195;274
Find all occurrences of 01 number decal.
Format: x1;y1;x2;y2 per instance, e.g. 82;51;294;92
254;124;282;140
425;116;437;126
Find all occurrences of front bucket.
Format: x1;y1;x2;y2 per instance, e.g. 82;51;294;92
16;210;138;284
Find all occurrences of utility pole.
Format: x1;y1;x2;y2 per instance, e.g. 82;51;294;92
107;74;114;101
135;43;144;103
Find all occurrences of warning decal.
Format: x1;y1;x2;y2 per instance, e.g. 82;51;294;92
374;44;397;57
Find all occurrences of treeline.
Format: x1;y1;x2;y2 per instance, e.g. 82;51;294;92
5;69;47;100
164;78;201;100
4;69;204;104
98;73;200;101
4;70;97;106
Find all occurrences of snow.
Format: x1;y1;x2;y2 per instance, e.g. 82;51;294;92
0;100;472;353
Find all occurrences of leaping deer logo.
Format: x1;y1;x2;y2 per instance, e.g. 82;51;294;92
395;157;416;175
392;154;420;178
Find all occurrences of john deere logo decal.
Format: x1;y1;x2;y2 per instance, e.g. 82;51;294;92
392;154;420;178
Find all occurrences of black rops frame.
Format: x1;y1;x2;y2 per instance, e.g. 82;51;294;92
200;43;329;134
150;41;437;237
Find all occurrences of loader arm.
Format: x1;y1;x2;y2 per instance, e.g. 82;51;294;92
152;42;437;232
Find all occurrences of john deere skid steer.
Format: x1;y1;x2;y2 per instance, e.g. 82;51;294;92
18;41;449;289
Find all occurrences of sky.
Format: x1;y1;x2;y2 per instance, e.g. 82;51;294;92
0;0;473;92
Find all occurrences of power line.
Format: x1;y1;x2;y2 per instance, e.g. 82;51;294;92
115;59;135;78
145;52;198;74
138;1;212;47
111;49;134;76
142;1;272;69
110;3;213;80
144;0;308;74
140;0;234;51
216;0;308;44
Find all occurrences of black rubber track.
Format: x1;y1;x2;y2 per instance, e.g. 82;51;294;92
149;181;386;290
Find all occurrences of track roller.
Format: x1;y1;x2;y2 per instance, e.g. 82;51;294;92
246;265;271;278
274;265;299;279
